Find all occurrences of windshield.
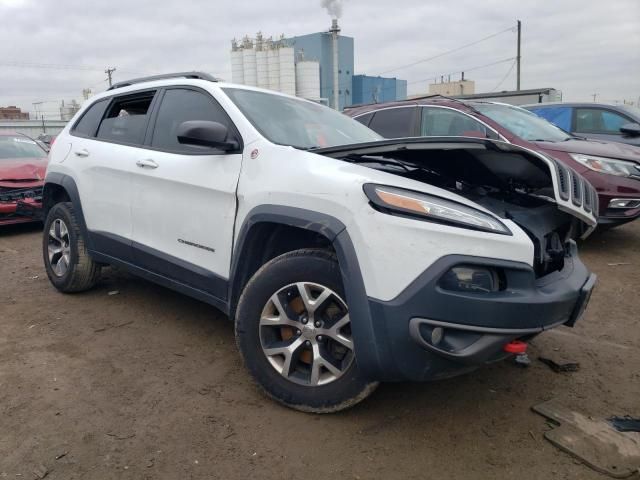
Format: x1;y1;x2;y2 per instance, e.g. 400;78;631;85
474;103;572;142
619;105;640;121
223;88;382;149
0;135;47;159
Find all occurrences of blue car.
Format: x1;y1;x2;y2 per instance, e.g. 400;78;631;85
524;102;640;146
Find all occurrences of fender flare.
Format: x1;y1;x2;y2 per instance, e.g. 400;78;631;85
230;205;388;379
43;172;93;251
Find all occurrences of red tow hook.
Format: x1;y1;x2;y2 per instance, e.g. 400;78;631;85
503;340;528;354
504;340;530;367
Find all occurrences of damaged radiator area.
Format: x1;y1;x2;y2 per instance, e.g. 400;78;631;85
0;185;44;221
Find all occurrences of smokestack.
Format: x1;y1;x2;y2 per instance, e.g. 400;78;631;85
330;18;340;110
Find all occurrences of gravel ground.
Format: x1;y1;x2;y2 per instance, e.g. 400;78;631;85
1;222;639;480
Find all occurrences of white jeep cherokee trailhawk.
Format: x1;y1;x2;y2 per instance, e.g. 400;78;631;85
43;72;598;412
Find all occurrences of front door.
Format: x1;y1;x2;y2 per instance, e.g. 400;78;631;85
130;86;243;301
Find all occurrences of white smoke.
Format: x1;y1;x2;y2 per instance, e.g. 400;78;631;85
321;0;344;18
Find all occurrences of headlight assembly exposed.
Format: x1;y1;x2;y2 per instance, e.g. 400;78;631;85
363;184;511;235
569;153;640;178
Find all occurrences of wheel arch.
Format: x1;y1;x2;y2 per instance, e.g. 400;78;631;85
229;205;387;379
43;173;93;250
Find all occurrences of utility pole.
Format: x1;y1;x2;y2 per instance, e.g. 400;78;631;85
592;93;597;102
105;67;116;87
516;20;521;91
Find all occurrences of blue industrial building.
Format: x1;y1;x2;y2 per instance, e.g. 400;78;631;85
285;31;406;110
352;75;408;106
286;32;354;111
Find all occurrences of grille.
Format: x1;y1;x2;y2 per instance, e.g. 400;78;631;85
0;186;43;203
553;160;598;221
556;164;570;201
571;171;582;206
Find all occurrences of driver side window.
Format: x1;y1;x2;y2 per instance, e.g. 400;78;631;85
151;88;234;153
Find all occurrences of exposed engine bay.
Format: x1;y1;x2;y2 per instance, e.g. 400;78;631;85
318;140;597;278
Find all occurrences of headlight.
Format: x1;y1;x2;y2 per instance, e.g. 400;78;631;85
363;184;511;235
569;153;640;178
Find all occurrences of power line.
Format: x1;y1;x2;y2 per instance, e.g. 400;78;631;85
490;60;517;92
0;61;102;71
0;61;148;76
407;57;517;87
377;25;516;76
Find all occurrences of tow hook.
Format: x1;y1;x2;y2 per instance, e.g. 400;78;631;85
504;340;531;367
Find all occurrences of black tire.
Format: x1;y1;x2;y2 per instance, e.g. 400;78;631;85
43;202;101;293
235;249;378;413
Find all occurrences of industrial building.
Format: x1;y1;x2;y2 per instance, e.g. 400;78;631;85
352;75;407;106
428;77;476;96
456;87;561;106
0;106;29;120
230;20;406;110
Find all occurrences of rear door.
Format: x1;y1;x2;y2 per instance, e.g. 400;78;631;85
70;90;157;260
130;86;243;301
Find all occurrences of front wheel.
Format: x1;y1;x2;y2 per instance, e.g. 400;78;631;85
235;249;378;413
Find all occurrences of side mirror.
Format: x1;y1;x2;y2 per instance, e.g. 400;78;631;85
620;123;640;137
177;120;239;151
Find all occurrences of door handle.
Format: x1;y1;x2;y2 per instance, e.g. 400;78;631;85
136;159;159;169
74;149;89;157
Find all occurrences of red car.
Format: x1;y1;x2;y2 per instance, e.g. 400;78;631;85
346;98;640;227
0;132;48;225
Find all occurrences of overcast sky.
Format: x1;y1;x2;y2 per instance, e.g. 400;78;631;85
1;0;639;118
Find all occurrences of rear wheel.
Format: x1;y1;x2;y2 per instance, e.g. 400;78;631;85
235;249;378;413
43;202;101;292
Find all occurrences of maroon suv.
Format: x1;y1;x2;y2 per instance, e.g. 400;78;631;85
346;98;640;227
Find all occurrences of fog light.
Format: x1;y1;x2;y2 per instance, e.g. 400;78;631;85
608;198;640;209
439;266;501;293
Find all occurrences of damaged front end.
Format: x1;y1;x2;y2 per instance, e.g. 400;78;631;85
317;138;597;279
315;138;598;381
0;185;44;224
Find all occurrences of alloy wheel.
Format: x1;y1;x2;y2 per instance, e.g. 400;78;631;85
47;218;71;277
259;282;354;386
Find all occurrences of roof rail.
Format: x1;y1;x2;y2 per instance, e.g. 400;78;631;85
107;71;218;90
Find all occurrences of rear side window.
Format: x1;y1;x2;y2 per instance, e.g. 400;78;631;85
529;106;572;132
575;108;631;134
368;107;415;138
151;88;234;153
96;92;155;145
73;99;108;137
421;107;493;138
354;112;374;127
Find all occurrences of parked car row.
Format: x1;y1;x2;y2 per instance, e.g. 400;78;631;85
346;99;640;227
0;75;635;412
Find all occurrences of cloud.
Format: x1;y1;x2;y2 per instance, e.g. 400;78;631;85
0;0;638;116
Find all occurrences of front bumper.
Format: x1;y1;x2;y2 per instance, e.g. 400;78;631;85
360;241;595;382
580;171;640;225
0;199;43;225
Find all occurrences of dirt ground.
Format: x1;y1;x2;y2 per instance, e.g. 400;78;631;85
1;221;639;480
